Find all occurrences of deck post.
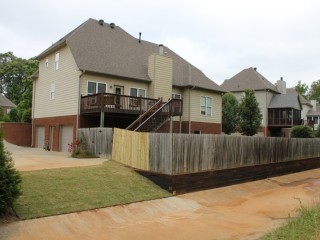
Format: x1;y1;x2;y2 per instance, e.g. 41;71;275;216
100;112;104;127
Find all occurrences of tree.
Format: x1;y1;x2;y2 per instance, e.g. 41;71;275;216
0;52;38;122
309;80;320;103
222;92;239;134
291;125;314;138
239;89;262;136
295;80;309;100
8;108;19;122
0;130;21;214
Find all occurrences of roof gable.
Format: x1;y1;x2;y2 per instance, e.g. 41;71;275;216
268;94;302;110
221;67;279;93
286;88;312;106
38;19;223;93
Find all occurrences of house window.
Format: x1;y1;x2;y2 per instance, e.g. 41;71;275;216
200;96;212;116
45;58;49;68
314;117;318;124
172;93;181;99
130;88;146;98
55;52;60;70
194;130;201;134
87;81;107;94
50;83;55;100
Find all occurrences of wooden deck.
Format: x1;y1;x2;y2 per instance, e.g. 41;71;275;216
81;93;159;115
81;93;183;116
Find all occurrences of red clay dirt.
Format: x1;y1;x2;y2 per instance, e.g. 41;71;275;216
1;143;320;240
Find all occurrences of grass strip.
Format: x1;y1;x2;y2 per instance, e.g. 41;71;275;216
261;200;320;240
14;160;171;219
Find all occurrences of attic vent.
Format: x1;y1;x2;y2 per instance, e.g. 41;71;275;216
98;19;104;25
159;44;164;55
254;67;257;71
110;22;115;29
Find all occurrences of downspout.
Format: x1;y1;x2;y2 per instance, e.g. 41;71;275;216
188;85;196;134
265;89;268;136
31;78;36;147
77;70;85;139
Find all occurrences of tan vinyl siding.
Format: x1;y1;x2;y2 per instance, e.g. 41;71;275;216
34;45;80;118
148;54;173;100
181;89;222;124
80;74;149;97
172;87;182;98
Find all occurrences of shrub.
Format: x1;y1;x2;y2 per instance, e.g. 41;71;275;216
315;125;320;138
21;108;32;123
0;130;21;214
8;108;19;122
291;125;314;138
71;132;98;158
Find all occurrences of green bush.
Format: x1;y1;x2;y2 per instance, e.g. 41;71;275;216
8;108;19;122
21;108;32;123
315;125;320;138
0;130;21;214
291;125;314;138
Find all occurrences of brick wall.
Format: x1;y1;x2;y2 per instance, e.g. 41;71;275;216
33;115;77;151
1;122;32;147
157;120;221;134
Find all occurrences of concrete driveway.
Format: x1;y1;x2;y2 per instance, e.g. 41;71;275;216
5;141;105;171
1;142;320;239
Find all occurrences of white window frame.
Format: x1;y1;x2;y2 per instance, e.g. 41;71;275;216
130;87;146;98
55;52;60;70
87;81;107;95
200;96;212;116
172;93;182;99
50;83;55;100
45;58;49;68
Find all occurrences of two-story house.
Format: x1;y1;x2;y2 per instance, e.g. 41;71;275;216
221;67;302;136
31;18;224;151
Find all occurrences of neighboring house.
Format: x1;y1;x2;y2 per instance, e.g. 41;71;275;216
283;88;320;130
306;100;320;130
0;94;16;114
286;88;313;124
31;18;224;152
221;67;302;137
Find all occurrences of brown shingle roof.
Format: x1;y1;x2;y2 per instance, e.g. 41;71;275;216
38;19;223;93
268;94;302;110
0;94;16;108
220;67;279;93
286;88;312;106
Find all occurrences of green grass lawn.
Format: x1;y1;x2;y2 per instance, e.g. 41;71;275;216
261;200;320;239
14;160;171;220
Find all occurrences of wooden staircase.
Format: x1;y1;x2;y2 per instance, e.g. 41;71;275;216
126;98;182;132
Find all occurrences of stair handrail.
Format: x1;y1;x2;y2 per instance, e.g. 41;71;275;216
134;99;174;132
126;98;162;131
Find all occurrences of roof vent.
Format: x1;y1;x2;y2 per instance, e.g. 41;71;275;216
254;67;257;71
159;44;164;55
139;32;141;43
98;19;104;25
110;22;115;29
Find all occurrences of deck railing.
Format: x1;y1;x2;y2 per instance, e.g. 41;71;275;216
80;93;159;114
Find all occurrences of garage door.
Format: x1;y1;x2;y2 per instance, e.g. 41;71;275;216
36;126;45;148
60;126;74;152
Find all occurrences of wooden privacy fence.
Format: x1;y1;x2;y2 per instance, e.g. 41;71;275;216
78;128;113;158
112;128;320;175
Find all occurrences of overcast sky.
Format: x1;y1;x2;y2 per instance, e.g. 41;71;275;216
1;0;319;88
